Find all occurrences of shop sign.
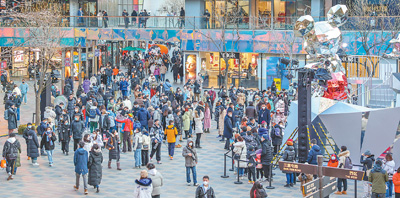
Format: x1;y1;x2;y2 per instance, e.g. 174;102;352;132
94;49;100;57
0;0;5;10
81;53;86;61
323;166;364;180
278;161;318;175
87;53;94;59
220;52;239;60
303;176;336;195
274;78;282;91
65;58;70;67
0;61;6;69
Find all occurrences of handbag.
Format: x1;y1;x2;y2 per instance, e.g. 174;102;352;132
234;147;243;161
0;159;6;168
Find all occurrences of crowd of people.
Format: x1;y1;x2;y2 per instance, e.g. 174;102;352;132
2;44;400;197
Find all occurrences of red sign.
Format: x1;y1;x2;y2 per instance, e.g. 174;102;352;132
0;61;7;69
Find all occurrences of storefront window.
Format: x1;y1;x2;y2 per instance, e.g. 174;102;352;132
205;0;249;29
199;52;259;89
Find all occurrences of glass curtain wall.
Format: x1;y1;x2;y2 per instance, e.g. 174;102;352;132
205;0;250;29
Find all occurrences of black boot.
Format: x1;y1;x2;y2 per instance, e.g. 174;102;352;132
96;186;99;193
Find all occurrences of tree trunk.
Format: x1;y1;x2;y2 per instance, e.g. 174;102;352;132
35;93;41;126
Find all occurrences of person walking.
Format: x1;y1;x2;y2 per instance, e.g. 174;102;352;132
71;114;85;151
182;138;199;186
195;175;216;198
40;127;57;166
142;129;151;166
164;120;178;160
369;160;389;198
271;121;284;154
261;134;273;181
193;110;204;148
133;128;143;168
150;120;163;164
147;163;163;198
282;139;295;187
307;139;322;165
204;103;211;133
334;146;350;195
250;181;268;198
74;141;89;195
383;153;395;197
258;103;271;127
60;119;71;155
24;123;40;165
88;144;103;193
133;170;153;198
7;103;18;135
19;79;28;104
107;129;122;170
2;133;21;181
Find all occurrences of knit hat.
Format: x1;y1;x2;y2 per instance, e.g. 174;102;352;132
364;150;371;156
261;121;266;125
27;122;32;126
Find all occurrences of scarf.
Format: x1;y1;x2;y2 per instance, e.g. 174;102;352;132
46;131;53;146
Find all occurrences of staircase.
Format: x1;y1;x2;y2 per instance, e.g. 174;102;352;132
367;79;396;108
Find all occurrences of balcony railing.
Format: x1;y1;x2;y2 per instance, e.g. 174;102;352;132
0;15;399;31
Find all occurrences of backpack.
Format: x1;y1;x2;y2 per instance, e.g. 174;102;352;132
4;109;8;120
285;150;295;162
344;157;353;169
6;142;18;160
88;108;97;119
274;127;282;137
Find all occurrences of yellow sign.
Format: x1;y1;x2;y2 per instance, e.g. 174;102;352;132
274;78;281;91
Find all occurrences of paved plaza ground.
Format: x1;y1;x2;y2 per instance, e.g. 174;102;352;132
0;74;363;197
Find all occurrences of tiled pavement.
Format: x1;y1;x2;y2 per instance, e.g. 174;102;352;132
0;75;363;197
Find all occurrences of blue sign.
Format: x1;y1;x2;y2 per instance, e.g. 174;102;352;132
95;49;100;57
81;53;86;61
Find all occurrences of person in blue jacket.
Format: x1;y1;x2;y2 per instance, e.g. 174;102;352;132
307;139;322;165
223;109;234;150
137;105;150;130
119;78;129;97
258;103;271;127
19;79;29;104
74;141;89;195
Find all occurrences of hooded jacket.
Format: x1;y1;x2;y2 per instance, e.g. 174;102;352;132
307;145;322;165
233;141;248;168
74;148;88;174
182;139;198;167
148;169;163;196
2;137;21;160
137;108;151;127
133;178;153;198
88;148;103;186
164;125;178;143
338;150;350;169
195;183;216;198
369;162;389;194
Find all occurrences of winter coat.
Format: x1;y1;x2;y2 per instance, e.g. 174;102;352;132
2;137;21;160
74;148;88;174
44;107;56;121
26;129;40;158
164;125;178;143
258;108;271;126
223;115;233;139
99;114;110;130
7;107;17;130
233;141;248;168
148;169;163;196
261;140;273;165
137;108;151;127
133;132;143;150
258;127;269;138
193;111;204;134
195;184;216;198
282;146;295;173
107;135;120;160
88;148;103;186
204;108;211;129
361;155;376;181
71;120;85;140
182;111;191;131
90;134;104;147
247;150;256;168
369;165;389;194
218;108;226;136
83;141;93;155
307;145;322;165
182;139;198;167
116;118;133;132
271;125;283;146
245;105;257;120
250;181;268;198
142;133;151;150
60;123;71;142
338;150;350;169
83;80;90;93
383;160;396;180
40;131;57;151
393;172;400;193
133;178;153;198
237;93;246;106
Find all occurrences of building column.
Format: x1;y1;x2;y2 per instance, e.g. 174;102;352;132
311;0;324;20
61;49;65;92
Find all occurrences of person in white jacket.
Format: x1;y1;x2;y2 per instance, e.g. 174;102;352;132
141;130;151;166
193;110;204;148
133;170;153;198
133;129;143;168
383;153;395;197
90;129;104;148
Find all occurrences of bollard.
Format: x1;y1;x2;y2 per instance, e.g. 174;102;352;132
229;150;234;171
265;165;275;189
221;152;229;178
234;158;243;184
354;180;357;198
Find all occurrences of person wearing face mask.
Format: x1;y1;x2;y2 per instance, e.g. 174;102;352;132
258;103;271;128
271;121;284;155
60;119;71;155
24;123;40;165
182;138;199;186
40;127;57;166
195;175;215;198
71;114;85;151
223;109;234;150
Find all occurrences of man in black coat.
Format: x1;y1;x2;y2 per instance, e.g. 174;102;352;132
260;134;273;181
99;110;110;136
71;114;85;151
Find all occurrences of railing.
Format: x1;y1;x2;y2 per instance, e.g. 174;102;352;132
1;15;400;31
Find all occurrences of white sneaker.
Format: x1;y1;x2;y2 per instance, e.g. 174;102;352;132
32;163;39;166
187;183;191;186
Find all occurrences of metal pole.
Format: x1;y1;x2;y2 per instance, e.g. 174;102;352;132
265;165;275;189
354;180;357;198
221;152;229;178
234;159;243;184
229;151;234;171
318;156;323;198
78;45;82;85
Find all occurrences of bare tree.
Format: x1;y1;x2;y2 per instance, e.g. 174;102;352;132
348;0;400;77
4;6;67;125
158;0;184;16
